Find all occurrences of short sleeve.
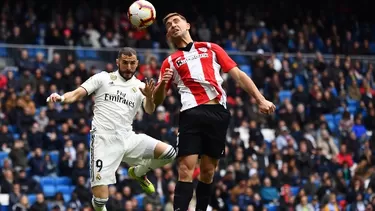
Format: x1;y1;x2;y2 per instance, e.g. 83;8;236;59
139;82;146;102
81;72;104;95
210;43;237;73
157;59;173;90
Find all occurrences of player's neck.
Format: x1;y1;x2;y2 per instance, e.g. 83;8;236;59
175;35;193;49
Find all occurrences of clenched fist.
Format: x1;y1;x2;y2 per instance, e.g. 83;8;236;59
46;93;65;103
160;68;173;84
258;99;276;115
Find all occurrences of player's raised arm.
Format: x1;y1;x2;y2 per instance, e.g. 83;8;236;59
153;59;173;106
46;72;103;104
140;78;156;114
211;43;276;114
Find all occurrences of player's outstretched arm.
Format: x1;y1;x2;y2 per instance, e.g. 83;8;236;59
140;78;156;114
46;87;87;104
228;67;276;114
154;62;173;106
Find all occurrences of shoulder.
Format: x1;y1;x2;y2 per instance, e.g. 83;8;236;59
133;78;146;88
91;71;110;80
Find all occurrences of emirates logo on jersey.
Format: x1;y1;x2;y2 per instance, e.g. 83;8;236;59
175;53;209;67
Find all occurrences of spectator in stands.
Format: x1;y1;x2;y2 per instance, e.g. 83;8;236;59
28;147;46;178
9;139;29;170
30;193;48;211
11;194;30;211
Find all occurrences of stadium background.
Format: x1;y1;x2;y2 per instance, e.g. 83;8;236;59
1;0;375;210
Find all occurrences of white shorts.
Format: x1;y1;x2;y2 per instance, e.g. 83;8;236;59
89;130;159;187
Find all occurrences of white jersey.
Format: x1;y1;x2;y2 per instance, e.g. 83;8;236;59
81;71;145;131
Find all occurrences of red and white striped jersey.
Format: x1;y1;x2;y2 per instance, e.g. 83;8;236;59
158;42;237;111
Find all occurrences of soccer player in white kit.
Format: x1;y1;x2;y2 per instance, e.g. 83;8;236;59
47;47;176;211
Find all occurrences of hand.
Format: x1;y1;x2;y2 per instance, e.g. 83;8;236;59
160;68;173;84
258;99;276;115
46;93;64;102
140;78;155;99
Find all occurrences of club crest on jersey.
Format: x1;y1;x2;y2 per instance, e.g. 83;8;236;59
110;74;117;81
96;173;101;180
198;47;207;52
132;87;137;93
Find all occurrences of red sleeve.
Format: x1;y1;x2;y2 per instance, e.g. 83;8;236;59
157;59;173;90
210;43;237;73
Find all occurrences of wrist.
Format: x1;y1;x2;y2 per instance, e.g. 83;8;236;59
255;96;265;104
60;95;65;102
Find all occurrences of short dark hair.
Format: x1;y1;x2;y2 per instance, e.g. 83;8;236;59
118;47;137;58
163;12;187;25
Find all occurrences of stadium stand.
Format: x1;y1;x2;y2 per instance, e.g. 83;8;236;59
1;0;375;210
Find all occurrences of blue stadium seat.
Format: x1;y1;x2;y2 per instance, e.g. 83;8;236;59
279;90;292;103
76;49;85;59
7;125;16;133
347;99;359;107
336;195;345;201
348;106;357;114
85;50;98;59
40;177;55;186
239;65;252;77
324;114;334;122
307;195;313;202
135;194;144;209
49;151;59;164
55;177;72;186
265;204;278;211
370;43;375;54
0;152;9;161
13;133;20;140
28;194;37;205
0;47;7;57
290;186;300;196
63;194;71;202
56;185;71;194
42;185;56;197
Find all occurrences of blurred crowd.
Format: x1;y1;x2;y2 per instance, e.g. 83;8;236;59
1;0;375;55
1;0;375;211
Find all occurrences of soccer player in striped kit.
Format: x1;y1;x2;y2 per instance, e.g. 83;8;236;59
154;13;276;211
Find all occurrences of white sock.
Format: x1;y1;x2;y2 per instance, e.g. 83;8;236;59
92;197;108;211
134;145;176;177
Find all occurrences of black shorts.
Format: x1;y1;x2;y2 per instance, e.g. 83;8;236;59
176;104;231;159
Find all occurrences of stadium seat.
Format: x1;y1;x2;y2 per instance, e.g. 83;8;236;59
135;194;144;209
13;133;20;140
55;177;72;186
42;185;56;197
63;194;71;202
0;47;7;57
265;204;278;211
290;186;300;196
28;194;37;205
56;185;71;194
348;106;357;114
76;49;85;59
40;177;55;186
239;65;252;77
7;125;16;133
324;114;334;122
279;91;292;103
85;50;98;59
49;151;59;164
0;152;9;161
336;195;345;201
347;99;359;107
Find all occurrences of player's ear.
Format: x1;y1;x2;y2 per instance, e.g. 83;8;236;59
186;22;190;30
116;59;119;67
135;59;139;67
